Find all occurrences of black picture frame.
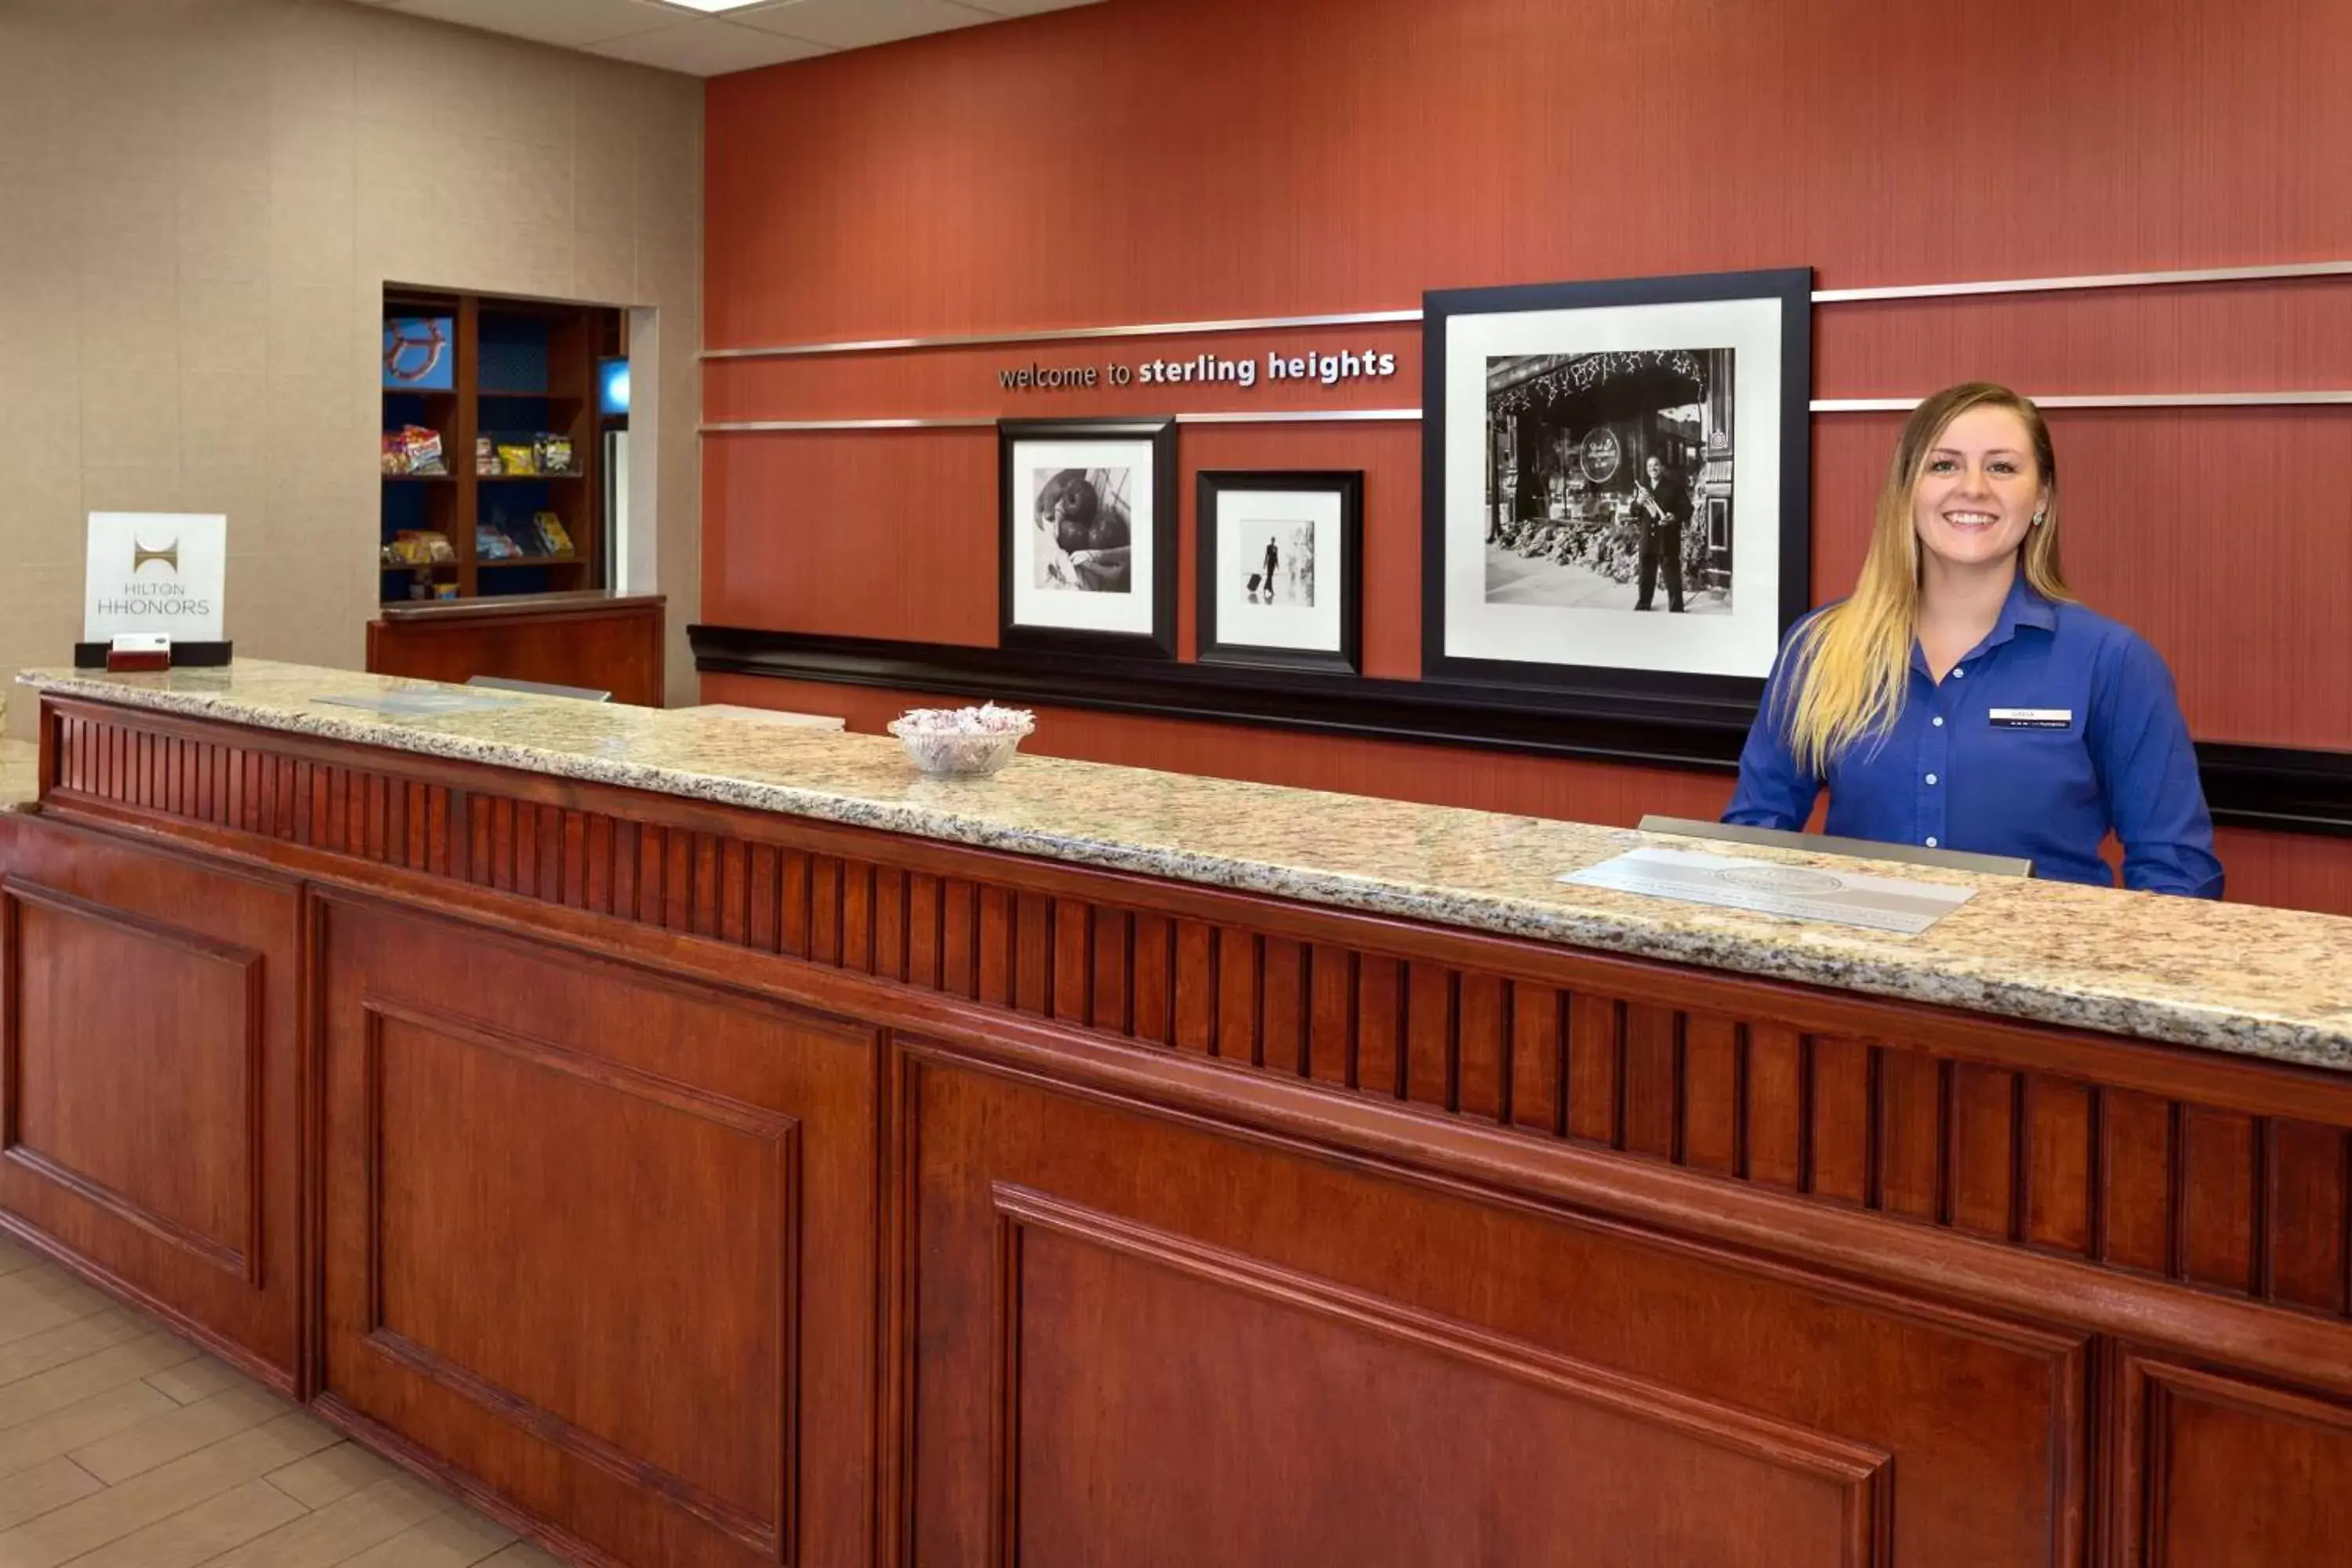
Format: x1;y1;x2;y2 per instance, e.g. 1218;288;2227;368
1420;267;1813;723
999;417;1178;659
1196;470;1364;675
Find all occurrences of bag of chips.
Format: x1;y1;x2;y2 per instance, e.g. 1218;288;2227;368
531;511;574;557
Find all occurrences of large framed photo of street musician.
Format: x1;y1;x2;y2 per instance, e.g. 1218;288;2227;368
1421;268;1811;715
1196;470;1364;674
1000;418;1179;658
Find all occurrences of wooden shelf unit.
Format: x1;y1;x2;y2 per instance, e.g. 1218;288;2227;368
380;289;620;606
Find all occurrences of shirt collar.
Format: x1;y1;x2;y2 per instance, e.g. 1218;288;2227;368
1982;568;2058;650
1910;568;2058;675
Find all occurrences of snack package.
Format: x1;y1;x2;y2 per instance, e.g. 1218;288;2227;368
496;443;536;476
380;430;411;475
393;529;453;564
475;435;496;475
400;425;445;476
535;434;573;474
531;511;573;557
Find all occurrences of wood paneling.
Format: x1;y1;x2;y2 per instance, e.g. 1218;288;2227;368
914;1055;2071;1566
365;593;666;708
2118;1355;2352;1566
697;0;2352;909
999;1191;1888;1568
20;699;2352;1566
318;898;877;1568
0;813;300;1390
7;887;259;1276
41;700;2352;1322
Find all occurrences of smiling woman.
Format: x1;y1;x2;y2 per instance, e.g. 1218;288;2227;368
1723;382;2223;897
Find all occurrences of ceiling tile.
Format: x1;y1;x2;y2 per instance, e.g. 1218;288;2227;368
585;17;835;75
380;0;681;46
728;0;995;50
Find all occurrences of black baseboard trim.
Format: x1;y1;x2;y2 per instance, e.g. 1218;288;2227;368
688;624;2352;838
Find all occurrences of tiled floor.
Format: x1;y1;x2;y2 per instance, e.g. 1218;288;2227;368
0;1230;566;1567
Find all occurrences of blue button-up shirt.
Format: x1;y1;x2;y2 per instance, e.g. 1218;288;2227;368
1724;577;2223;898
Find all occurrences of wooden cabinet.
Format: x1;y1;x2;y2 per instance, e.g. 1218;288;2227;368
365;591;666;706
9;695;2352;1566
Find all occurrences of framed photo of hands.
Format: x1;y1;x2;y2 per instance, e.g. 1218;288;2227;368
999;418;1178;658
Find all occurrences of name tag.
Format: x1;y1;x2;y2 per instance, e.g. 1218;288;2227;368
1990;708;2073;729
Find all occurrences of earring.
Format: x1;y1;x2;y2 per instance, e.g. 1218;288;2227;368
2032;509;2046;526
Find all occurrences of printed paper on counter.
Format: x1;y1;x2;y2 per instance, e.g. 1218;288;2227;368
1561;847;1976;935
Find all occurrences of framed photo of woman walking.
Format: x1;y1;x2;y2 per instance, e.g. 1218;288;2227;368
1196;470;1363;674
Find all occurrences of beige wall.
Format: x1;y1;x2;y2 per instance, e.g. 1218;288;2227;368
0;0;704;738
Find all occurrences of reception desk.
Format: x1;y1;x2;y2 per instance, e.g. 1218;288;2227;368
5;660;2351;1567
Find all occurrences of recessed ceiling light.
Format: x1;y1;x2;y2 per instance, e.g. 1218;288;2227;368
658;0;774;13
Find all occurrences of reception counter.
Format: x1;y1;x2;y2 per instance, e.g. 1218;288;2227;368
5;660;2351;1566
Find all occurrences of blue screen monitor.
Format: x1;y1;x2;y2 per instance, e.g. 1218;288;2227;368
598;357;630;417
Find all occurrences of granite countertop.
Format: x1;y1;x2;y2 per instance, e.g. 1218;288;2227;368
19;660;2352;1073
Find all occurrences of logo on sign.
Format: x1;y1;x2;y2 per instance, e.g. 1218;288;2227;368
1578;427;1622;484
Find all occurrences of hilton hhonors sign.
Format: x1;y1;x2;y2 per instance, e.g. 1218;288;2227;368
84;512;227;643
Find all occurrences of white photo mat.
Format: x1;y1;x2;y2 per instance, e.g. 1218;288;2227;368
1443;296;1787;679
1006;437;1160;636
1211;487;1343;653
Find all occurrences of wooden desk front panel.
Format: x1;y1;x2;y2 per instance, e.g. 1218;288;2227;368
902;1045;2082;1567
0;811;303;1390
314;895;878;1568
23;697;2352;1565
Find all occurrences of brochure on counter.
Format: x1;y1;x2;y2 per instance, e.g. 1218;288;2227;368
1561;847;1975;935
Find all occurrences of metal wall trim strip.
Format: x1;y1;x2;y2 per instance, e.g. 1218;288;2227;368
700;260;2352;361
701;408;1426;433
702;390;2352;433
701;309;1424;361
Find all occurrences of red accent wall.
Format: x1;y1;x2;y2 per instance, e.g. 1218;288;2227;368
702;0;2352;914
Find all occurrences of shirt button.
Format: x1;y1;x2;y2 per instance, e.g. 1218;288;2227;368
1952;668;1965;678
1926;837;1939;848
1926;773;1938;785
1933;717;1945;728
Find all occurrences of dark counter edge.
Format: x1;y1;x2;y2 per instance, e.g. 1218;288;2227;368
688;623;2352;838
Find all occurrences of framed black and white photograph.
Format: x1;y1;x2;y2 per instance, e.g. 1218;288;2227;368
1000;417;1178;657
1196;470;1363;674
1421;268;1811;711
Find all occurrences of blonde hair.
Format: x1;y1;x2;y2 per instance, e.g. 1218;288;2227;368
1782;382;2072;774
